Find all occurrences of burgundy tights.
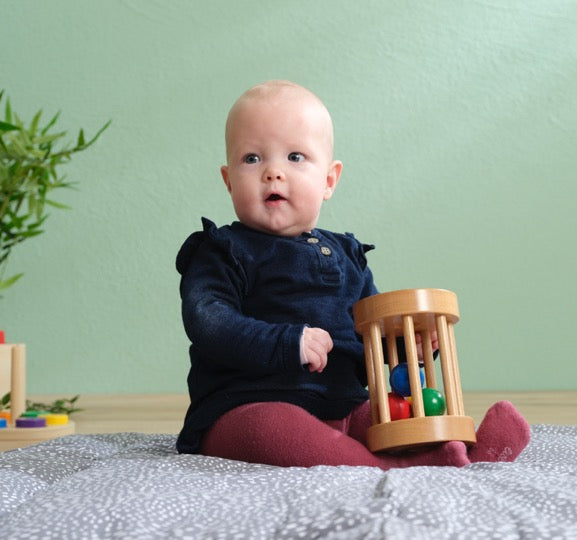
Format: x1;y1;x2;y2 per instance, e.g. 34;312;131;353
200;400;530;470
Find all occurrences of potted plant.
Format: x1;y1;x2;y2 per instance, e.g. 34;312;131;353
0;90;110;293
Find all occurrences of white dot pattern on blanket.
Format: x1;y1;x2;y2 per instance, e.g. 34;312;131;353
0;425;576;539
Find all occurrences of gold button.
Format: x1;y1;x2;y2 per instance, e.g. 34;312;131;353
307;237;319;244
320;246;332;256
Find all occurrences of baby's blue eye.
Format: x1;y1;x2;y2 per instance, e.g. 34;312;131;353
288;152;305;162
244;154;260;164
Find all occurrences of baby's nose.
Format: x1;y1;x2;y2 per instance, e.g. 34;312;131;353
263;168;284;181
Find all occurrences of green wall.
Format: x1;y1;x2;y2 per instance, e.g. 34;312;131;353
1;1;576;394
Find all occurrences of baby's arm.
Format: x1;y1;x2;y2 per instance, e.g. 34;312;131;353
180;240;307;375
300;327;333;373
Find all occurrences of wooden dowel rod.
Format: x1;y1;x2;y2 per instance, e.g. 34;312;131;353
385;330;399;371
10;345;26;426
421;328;437;389
403;316;424;418
363;334;379;425
448;323;465;415
369;323;390;424
436;315;458;415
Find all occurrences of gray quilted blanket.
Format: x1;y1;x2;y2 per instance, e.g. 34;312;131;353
0;424;576;539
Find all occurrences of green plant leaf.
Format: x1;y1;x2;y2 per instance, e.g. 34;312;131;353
1;392;10;408
0;273;24;290
45;198;72;210
81;119;112;149
2;93;13;123
0;120;19;132
29;110;42;136
77;128;85;147
40;111;60;136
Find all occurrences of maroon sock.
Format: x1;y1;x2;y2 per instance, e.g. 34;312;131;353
468;400;531;463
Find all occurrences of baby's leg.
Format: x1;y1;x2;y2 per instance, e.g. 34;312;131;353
344;400;372;446
200;402;469;470
468;400;531;463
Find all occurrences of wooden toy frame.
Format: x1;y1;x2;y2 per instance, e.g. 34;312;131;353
0;343;75;451
353;288;476;452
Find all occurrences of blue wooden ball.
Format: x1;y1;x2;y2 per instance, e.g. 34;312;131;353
389;363;424;397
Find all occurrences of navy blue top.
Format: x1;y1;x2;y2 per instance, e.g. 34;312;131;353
175;218;378;454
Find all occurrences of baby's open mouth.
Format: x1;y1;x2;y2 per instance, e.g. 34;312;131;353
266;193;286;202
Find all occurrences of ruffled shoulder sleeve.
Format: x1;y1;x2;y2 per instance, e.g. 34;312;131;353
176;217;238;275
344;232;375;270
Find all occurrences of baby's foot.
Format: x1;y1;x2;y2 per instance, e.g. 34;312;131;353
380;440;470;470
423;440;471;467
468;400;531;463
423;441;471;467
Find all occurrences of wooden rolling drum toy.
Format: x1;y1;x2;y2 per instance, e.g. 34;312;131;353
353;288;476;453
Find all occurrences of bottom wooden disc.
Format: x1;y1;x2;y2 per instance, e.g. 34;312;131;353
367;415;476;453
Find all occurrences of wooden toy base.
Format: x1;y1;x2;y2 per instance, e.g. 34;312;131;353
0;421;76;451
367;416;476;453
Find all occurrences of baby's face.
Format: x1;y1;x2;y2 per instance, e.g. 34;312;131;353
221;93;341;237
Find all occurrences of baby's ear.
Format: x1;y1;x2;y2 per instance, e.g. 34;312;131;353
221;165;232;193
324;160;342;200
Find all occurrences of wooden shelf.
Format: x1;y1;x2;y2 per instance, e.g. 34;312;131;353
0;422;76;451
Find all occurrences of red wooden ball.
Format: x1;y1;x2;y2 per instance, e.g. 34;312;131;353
388;392;411;420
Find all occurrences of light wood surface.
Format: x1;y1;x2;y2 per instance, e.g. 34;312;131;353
67;394;189;435
464;390;577;426
26;391;577;436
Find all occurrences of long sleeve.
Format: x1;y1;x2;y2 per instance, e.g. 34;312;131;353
179;230;305;375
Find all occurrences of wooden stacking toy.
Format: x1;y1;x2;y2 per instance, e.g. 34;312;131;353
0;339;75;451
353;288;476;452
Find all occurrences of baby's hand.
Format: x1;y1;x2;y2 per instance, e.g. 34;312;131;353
415;331;439;359
302;327;333;373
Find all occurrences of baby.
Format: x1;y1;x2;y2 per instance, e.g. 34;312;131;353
176;80;530;468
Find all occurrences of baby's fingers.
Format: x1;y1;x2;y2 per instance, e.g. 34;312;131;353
306;346;328;373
